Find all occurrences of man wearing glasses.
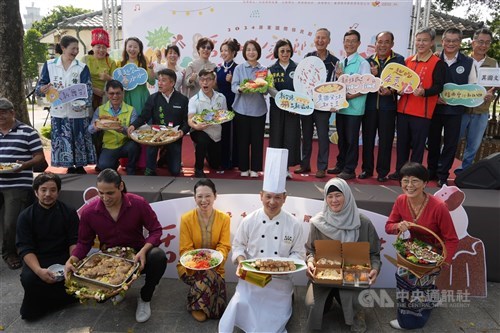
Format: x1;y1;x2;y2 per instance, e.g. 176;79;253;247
88;80;140;175
427;27;476;187
455;28;498;175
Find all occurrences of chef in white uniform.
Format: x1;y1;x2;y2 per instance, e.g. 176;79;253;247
219;148;306;333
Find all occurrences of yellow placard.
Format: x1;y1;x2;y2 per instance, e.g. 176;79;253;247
380;63;420;94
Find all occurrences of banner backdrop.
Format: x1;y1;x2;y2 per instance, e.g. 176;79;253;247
122;0;413;70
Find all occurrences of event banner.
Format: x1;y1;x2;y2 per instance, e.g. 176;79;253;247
122;0;413;71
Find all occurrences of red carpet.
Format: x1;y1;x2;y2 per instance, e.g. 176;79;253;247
44;138;461;188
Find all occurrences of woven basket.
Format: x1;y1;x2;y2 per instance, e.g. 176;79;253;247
395;223;447;277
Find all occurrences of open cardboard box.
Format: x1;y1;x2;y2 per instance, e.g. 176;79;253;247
313;240;343;285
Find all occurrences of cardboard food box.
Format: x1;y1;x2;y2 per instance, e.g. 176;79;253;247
313;240;343;285
342;242;371;287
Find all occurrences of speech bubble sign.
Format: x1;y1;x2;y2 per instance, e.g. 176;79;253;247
313;82;349;111
337;73;382;94
275;89;314;116
380;63;420;94
293;56;327;98
440;83;487;107
113;63;148;91
46;84;88;106
478;67;500;87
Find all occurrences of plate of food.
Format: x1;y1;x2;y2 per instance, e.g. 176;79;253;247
239;72;274;94
95;115;122;131
241;257;306;275
192;109;235;125
180;248;223;271
0;162;22;173
130;125;181;146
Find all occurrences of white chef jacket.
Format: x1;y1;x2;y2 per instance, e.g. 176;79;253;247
219;208;305;333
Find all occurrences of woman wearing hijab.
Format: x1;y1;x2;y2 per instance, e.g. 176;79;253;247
305;178;381;333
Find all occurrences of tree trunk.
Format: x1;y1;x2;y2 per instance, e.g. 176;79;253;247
0;0;30;125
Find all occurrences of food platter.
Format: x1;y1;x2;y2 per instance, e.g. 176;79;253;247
192;109;235;125
241;257;306;275
0;162;22;173
180;248;223;271
95;119;123;131
130;125;181;146
239;75;274;94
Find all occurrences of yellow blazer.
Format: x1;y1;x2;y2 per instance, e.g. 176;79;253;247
176;209;231;278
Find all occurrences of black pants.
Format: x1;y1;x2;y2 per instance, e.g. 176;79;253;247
269;106;301;167
335;113;363;174
220;119;238;170
361;108;397;177
234;113;266;172
190;130;221;172
427;113;462;182
395;113;431;173
300;110;331;171
140;247;167;302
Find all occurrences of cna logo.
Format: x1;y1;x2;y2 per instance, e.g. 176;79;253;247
358;289;395;308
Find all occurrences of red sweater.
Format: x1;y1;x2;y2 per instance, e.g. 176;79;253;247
386;194;458;263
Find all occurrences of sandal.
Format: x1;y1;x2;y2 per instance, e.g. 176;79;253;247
4;255;22;270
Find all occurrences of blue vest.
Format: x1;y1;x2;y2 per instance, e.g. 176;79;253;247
339;53;367;116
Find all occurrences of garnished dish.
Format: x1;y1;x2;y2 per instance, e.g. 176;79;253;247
130;125;181;146
241;257;306;275
0;162;22;173
239;75;274;94
180;249;223;271
192;109;235;125
95;114;122;130
394;238;443;265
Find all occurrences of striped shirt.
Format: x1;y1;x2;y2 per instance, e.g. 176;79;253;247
0;120;43;189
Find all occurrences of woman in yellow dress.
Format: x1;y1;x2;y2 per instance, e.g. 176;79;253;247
177;179;231;322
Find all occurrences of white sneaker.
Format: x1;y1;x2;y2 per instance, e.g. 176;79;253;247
136;297;151;323
111;294;125;305
287;171;293;179
390;319;402;330
240;170;249;177
250;171;259;178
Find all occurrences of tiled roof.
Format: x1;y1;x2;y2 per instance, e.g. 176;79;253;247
56;6;122;29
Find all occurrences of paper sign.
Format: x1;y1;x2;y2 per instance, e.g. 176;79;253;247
46;84;88;106
275;90;314;116
440;83;487;107
313;82;349;111
478;68;500;87
337;73;382;94
113;63;148;90
293;56;327;98
380;63;420;94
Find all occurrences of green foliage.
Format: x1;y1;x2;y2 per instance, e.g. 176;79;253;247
30;6;91;35
486;12;500;61
40;125;51;140
23;29;47;80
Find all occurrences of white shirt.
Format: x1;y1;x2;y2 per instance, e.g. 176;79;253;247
188;90;227;142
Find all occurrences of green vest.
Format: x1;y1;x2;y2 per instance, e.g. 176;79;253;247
339;53;367;116
99;101;133;149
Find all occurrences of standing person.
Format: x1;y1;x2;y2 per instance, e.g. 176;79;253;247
296;28;340;178
219;148;306;332
455;28;498;174
36;35;95;174
216;38;240;170
88;80;140;175
231;40;268;178
0;98;45;270
305;178;380;332
388;28;446;180
427;28;476;187
65;169;167;323
16;173;79;320
187;69;227;178
361;31;405;182
128;68;189;176
185;37;217;98
268;39;301;179
177;179;231;322
328;30;370;180
385;162;458;330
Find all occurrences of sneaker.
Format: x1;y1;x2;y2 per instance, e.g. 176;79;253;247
250;171;259;178
389;319;402;330
136;297;151;323
351;311;367;333
111;294;125;305
144;168;157;176
240;170;249;177
286;171;293;179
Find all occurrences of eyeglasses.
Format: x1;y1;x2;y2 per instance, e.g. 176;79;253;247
199;77;214;82
108;92;123;96
200;45;212;51
475;40;492;46
279;49;292;54
401;178;423;186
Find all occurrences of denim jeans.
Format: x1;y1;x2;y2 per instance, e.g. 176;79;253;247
98;140;140;175
457;113;489;172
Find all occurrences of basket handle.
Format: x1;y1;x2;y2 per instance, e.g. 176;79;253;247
398;222;448;264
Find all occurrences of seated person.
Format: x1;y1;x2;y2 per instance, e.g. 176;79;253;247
177;179;231;321
128;68;190;176
16;172;79;320
88;80;140;175
305;178;381;332
65;169;167;323
187;69;227;178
